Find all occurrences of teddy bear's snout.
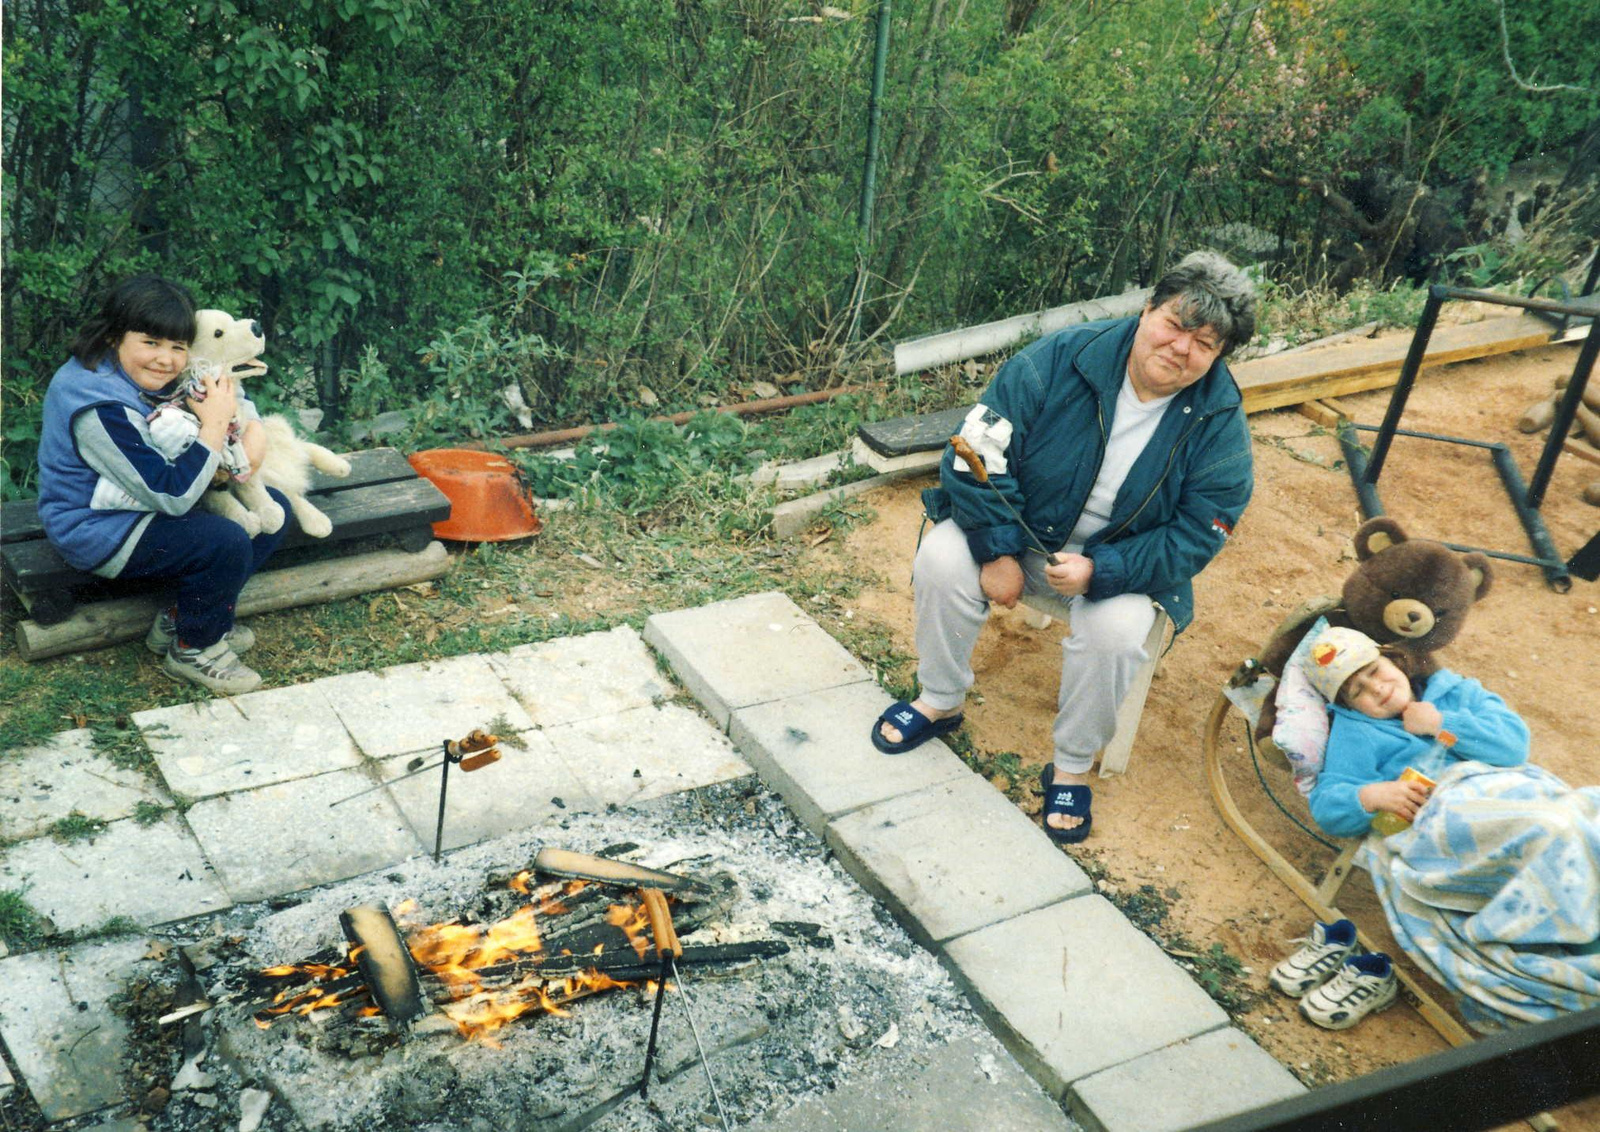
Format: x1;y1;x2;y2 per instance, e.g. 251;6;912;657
1383;598;1436;638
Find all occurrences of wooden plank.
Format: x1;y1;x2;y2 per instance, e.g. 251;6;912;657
1564;437;1600;468
2;477;449;595
1233;313;1558;414
857;405;970;457
16;541;450;661
1296;401;1342;428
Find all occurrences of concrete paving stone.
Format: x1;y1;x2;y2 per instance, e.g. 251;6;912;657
544;703;751;807
318;653;534;758
742;1036;1077;1132
943;896;1229;1096
485;625;673;728
729;682;974;837
0;938;150;1121
1068;1028;1304;1132
135;684;360;800
184;767;422;902
0;728;171;842
643;591;871;727
825;775;1092;947
0;815;230;932
381;729;600;851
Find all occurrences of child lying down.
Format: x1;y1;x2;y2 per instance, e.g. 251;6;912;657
1299;626;1600;1029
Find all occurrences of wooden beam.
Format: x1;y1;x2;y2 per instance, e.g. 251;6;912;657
1564;437;1600;468
1235;313;1563;415
1296;401;1342;428
15;541;450;661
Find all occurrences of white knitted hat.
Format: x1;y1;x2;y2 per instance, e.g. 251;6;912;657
1301;626;1381;704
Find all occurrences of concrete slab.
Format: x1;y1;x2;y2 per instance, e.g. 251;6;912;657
643;592;871;727
486;626;672;728
135;684;360;800
943;896;1229;1095
544;704;751;807
0;816;230;931
318;654;534;758
850;436;945;474
1069;1028;1304;1132
769;471;923;539
0;729;170;842
749;451;848;492
0;938;150;1121
184;768;422;901
381;729;600;851
826;776;1092;946
742;1036;1077;1132
729;682;973;837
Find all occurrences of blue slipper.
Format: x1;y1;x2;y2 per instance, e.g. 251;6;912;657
1040;765;1092;844
870;701;964;754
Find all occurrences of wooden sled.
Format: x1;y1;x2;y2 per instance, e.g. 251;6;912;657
1202;603;1559;1131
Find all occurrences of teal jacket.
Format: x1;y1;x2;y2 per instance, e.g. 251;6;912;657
922;316;1253;633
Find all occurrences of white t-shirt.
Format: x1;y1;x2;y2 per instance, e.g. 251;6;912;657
1067;371;1175;547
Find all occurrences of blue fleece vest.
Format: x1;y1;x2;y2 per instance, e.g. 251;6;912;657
37;357;160;570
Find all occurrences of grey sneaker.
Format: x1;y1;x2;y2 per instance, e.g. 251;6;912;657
1299;953;1398;1030
146;608;255;655
1269;918;1358;997
162;639;262;695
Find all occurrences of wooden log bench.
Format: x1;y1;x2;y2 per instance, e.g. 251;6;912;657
2;447;453;660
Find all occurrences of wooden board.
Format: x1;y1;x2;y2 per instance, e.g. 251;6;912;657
1232;313;1558;414
856;404;970;458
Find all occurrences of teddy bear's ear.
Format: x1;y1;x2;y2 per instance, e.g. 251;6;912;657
1461;552;1493;602
1354;516;1406;561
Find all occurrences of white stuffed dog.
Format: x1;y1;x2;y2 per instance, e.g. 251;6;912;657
185;309;351;537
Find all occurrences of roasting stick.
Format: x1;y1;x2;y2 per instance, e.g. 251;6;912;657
640;888;732;1131
948;436;1060;563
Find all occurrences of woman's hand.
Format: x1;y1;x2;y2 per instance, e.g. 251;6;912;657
191;372;240;455
1359;777;1432;822
1401;701;1443;737
1044;553;1093;597
980;556;1024;608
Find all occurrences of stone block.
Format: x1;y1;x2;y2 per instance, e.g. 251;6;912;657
826;776;1091;946
184;768;422;901
850;435;946;474
943;896;1229;1095
0;728;170;842
643;592;870;727
544;704;750;808
749;451;847;492
741;1036;1074;1132
729;682;973;837
135;684;360;799
0;815;229;931
0;938;149;1121
486;626;672;728
381;729;600;851
1069;1028;1304;1132
319;654;534;758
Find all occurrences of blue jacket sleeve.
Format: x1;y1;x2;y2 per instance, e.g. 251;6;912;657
1085;408;1253;601
940;349;1050;563
74;404;219;516
1308;715;1382;837
1437;677;1529;767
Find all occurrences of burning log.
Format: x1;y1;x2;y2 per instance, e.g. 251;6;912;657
340;904;425;1030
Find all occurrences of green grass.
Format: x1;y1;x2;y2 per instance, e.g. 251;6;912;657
0;889;47;950
132;800;167;825
51;811;109;843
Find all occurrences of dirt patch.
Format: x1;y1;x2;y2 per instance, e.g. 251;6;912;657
818;336;1600;1122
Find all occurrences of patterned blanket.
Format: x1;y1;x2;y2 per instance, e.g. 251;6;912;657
1364;760;1600;1031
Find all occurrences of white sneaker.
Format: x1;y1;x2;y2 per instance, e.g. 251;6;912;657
1299;953;1398;1030
1269;918;1358;997
162;639;262;695
146;607;255;655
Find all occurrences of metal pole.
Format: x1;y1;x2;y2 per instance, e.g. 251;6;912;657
1364;285;1444;484
1527;327;1600;507
432;742;452;863
847;0;892;344
1491;444;1572;592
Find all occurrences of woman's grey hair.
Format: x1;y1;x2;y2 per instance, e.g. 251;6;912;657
1149;250;1257;357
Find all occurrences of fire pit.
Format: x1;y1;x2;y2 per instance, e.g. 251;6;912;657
159;780;998;1131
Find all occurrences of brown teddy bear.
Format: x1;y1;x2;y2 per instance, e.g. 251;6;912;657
1251;516;1492;741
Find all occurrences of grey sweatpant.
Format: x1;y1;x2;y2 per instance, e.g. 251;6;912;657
912;519;1158;775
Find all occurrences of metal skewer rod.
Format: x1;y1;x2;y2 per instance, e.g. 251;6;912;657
668;955;732;1132
948;436;1058;561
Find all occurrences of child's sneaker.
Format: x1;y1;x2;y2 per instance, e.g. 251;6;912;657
146;607;255;655
162;639;262;695
1269;919;1358;996
1299;953;1398;1030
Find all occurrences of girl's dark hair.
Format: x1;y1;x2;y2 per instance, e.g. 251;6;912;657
70;275;197;368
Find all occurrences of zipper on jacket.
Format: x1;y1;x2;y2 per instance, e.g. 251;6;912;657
1098;410;1209;542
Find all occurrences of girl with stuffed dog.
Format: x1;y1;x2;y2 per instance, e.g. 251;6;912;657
36;274;294;693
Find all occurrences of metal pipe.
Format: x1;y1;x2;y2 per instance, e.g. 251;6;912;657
1490;444;1570;592
1426;284;1600;318
1336;421;1383;520
433;744;452;863
1364;286;1444;484
1527;327;1600;507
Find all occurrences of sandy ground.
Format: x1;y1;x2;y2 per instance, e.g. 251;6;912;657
821;335;1600;1124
